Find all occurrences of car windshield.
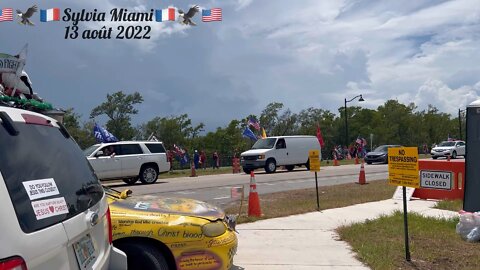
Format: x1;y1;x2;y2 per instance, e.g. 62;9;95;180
438;141;455;147
251;138;276;149
373;146;388;152
84;144;100;156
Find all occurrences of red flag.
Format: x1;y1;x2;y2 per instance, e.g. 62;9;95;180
316;125;325;148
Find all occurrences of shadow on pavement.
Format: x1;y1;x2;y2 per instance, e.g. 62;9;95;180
231;265;245;270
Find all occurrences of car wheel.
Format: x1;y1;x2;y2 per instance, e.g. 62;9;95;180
305;159;310;170
122;177;138;185
140;165;159;184
432;156;438;159
285;165;295;171
366;161;372;165
451;151;457;159
115;242;169;270
264;159;276;173
243;168;252;174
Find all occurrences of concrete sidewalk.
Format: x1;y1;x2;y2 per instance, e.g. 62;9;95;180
233;199;458;270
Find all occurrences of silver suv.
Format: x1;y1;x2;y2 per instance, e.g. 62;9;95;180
84;141;170;185
0;106;126;269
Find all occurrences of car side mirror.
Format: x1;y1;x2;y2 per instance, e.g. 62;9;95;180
95;150;104;157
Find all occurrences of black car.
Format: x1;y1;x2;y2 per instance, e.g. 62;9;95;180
364;145;402;164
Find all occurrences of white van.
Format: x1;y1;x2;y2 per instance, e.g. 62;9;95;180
240;136;321;173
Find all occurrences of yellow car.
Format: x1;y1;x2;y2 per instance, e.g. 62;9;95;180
104;187;237;270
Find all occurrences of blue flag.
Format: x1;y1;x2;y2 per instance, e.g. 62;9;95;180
93;123;119;143
242;127;257;141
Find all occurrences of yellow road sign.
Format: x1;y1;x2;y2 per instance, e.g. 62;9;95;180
309;150;320;172
388;147;419;188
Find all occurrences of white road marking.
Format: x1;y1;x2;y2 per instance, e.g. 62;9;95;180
176;191;195;195
213;196;230;200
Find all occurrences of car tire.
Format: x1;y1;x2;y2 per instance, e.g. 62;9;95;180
285;165;295;171
432;156;438;159
305;159;310;170
452;151;457;159
122;177;138;185
264;159;276;173
243;168;252;174
115;242;169;270
366;161;372;165
139;165;159;184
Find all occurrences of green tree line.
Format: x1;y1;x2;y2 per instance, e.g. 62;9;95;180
64;91;466;161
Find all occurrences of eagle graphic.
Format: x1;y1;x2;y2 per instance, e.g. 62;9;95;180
17;5;38;26
178;5;199;26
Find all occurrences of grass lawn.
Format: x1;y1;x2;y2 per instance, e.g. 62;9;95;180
225;180;396;224
337;212;479;270
435;199;463;212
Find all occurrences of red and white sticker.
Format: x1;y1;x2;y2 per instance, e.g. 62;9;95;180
23;178;60;200
31;197;69;220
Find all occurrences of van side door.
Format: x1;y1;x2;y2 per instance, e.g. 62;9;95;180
90;145;122;179
275;138;288;166
118;143;145;177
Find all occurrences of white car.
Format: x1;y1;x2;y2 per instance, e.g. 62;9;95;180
0;105;126;270
430;140;466;159
84;141;170;185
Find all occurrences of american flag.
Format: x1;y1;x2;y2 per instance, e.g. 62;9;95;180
202;8;222;22
248;117;260;130
0;8;13;22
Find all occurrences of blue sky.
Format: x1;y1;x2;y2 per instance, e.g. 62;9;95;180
1;0;479;132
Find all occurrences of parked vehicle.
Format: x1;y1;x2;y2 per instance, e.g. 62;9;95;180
105;187;237;270
365;145;402;164
84;141;170;185
240;136;321;174
430;140;466;159
0;105;126;270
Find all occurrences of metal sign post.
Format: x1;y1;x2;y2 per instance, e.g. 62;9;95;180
309;150;321;211
388;147;419;262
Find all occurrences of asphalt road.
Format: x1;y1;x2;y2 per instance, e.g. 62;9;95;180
104;164;389;207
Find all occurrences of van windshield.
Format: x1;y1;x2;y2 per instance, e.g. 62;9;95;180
252;138;276;149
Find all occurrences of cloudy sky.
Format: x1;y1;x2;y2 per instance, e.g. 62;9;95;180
2;0;480;131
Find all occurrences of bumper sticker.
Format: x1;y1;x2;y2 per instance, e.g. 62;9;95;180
31;197;69;220
22;178;59;200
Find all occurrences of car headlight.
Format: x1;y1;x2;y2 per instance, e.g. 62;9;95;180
202;221;226;237
258;154;265;160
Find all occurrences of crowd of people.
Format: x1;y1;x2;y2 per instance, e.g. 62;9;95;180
332;142;368;160
166;149;221;170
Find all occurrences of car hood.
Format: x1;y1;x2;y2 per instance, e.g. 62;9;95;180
108;194;225;221
241;149;270;156
366;151;386;156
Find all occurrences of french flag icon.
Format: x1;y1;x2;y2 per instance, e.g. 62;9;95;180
40;8;60;22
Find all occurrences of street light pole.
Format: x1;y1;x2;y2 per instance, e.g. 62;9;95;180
459;108;465;140
344;94;365;147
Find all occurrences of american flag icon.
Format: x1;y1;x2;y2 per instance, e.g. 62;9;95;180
0;8;13;22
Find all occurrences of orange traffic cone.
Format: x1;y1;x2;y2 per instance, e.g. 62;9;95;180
357;161;367;185
190;161;197;177
248;171;262;217
333;155;339;166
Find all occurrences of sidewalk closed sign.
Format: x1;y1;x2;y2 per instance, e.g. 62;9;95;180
420;170;452;190
388;147;419;188
309;150;320;172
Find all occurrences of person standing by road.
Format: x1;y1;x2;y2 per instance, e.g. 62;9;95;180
212;151;219;169
193;150;200;169
200;150;207;170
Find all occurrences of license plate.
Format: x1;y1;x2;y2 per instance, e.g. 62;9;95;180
73;234;96;269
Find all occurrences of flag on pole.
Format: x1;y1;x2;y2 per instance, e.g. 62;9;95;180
93;123;119;143
316;125;325;148
248;117;260;130
242;127;257;141
262;128;267;139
